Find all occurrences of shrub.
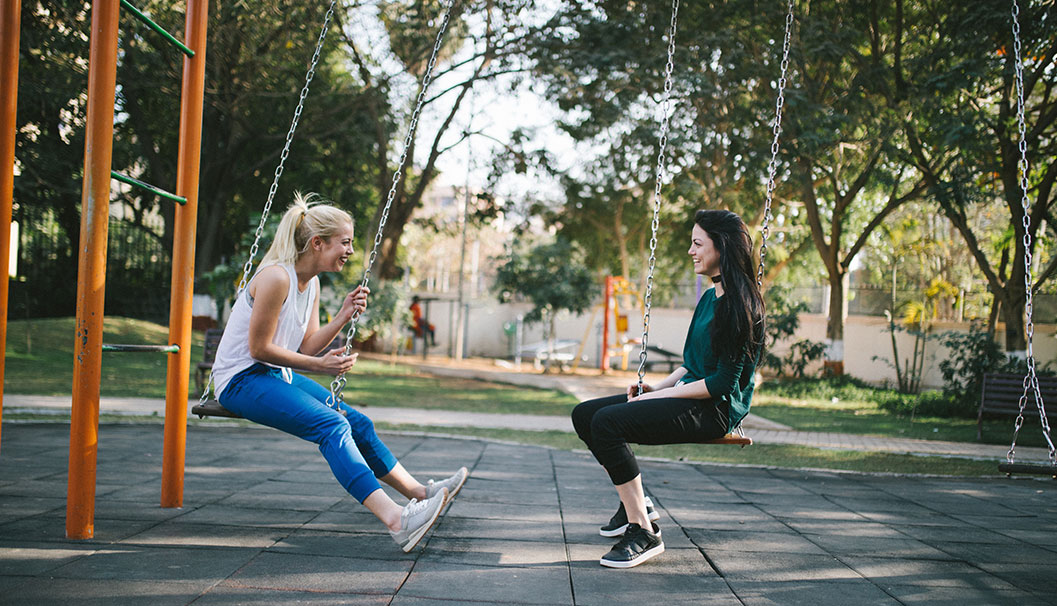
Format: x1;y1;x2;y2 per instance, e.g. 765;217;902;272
761;286;826;378
877;390;968;418
759;375;879;401
937;326;1022;411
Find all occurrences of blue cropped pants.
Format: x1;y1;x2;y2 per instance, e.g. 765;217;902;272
218;363;397;502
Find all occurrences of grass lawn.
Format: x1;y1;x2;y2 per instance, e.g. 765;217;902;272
4;317;204;397
4;316;1050;476
327;359;579;416
754;381;1054;448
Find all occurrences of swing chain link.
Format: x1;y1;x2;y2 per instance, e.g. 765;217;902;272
757;0;795;289
1007;0;1056;465
327;0;458;408
200;0;338;404
636;0;680;389
237;1;338;298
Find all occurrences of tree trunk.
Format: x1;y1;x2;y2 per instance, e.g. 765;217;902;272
824;270;846;375
1000;286;1027;354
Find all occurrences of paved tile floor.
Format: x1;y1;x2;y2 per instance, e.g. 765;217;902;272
1;423;1056;605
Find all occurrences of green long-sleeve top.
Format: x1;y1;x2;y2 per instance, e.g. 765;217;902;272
680;287;757;431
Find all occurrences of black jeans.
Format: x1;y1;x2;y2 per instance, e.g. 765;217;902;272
571;394;729;485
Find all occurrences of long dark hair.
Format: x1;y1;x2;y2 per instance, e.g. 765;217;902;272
694;209;766;362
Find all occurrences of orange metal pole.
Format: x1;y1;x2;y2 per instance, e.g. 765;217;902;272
161;0;209;508
0;0;22;453
67;0;120;540
601;276;612;371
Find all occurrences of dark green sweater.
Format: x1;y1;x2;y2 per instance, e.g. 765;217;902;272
680;287;757;431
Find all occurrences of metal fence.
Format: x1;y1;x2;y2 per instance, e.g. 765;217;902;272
14;208;171;321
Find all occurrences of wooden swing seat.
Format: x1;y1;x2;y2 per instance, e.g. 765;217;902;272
706;433;752;447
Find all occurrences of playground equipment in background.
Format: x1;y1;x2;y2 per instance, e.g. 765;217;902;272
571;276;682;373
37;0;213;539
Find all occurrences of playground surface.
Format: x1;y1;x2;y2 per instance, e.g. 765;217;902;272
2;422;1056;605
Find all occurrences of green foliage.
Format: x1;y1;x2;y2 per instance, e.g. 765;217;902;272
16;0;383;320
761;287;826;378
937;326;1024;413
758;374;881;403
876;390;966;419
352;281;412;347
494;239;595;324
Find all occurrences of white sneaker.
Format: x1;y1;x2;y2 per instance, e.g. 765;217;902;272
425;466;469;504
390;488;447;553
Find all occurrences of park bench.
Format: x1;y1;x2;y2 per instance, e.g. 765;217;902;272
977;372;1057;440
194;328;223;395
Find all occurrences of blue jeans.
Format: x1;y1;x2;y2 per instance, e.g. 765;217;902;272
218;363;397;502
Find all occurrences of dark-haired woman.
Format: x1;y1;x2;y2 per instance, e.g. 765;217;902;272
571;209;765;568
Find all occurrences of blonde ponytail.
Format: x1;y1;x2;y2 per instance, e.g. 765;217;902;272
260;192;354;265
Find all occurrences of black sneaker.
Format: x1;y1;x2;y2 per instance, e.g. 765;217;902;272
599;522;664;568
599;497;660;537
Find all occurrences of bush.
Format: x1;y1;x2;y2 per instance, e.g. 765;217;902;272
937;326;1023;411
759;375;880;401
877;390;970;418
761;286;826;378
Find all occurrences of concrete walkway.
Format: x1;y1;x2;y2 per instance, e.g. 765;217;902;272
2;423;1055;605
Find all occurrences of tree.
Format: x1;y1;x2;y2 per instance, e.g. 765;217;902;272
115;0;381;272
894;0;1057;352
340;0;549;279
494;239;595;372
15;0;382;317
13;2;92;316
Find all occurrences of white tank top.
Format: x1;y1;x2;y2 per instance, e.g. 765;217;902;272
212;262;319;398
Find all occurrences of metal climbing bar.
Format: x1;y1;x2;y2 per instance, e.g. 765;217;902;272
110;171;187;205
102;344;180;353
119;0;194;57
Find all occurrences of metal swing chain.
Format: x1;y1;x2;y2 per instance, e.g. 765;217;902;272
636;0;681;390
1007;0;1056;465
327;0;458;409
757;0;795;288
200;0;338;404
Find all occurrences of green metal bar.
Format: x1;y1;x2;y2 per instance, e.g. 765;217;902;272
102;344;180;354
110;171;187;205
120;0;194;57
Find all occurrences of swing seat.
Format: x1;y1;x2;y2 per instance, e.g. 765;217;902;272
998;462;1057;478
705;433;753;447
191;400;242;419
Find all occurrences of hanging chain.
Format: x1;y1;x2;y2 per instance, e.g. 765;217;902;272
327;0;458;408
757;0;795;288
1006;0;1056;465
635;0;680;391
200;0;338;403
237;1;338;297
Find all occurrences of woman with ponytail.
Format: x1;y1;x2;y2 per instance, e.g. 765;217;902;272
211;193;467;553
571;209;765;569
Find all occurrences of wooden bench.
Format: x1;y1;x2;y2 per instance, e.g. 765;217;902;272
195;328;223;395
978;372;1057;440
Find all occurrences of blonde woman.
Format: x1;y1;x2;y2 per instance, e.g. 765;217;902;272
211;193;467;552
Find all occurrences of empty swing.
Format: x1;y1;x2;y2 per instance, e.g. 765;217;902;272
633;0;796;447
996;0;1056;478
193;0;458;418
